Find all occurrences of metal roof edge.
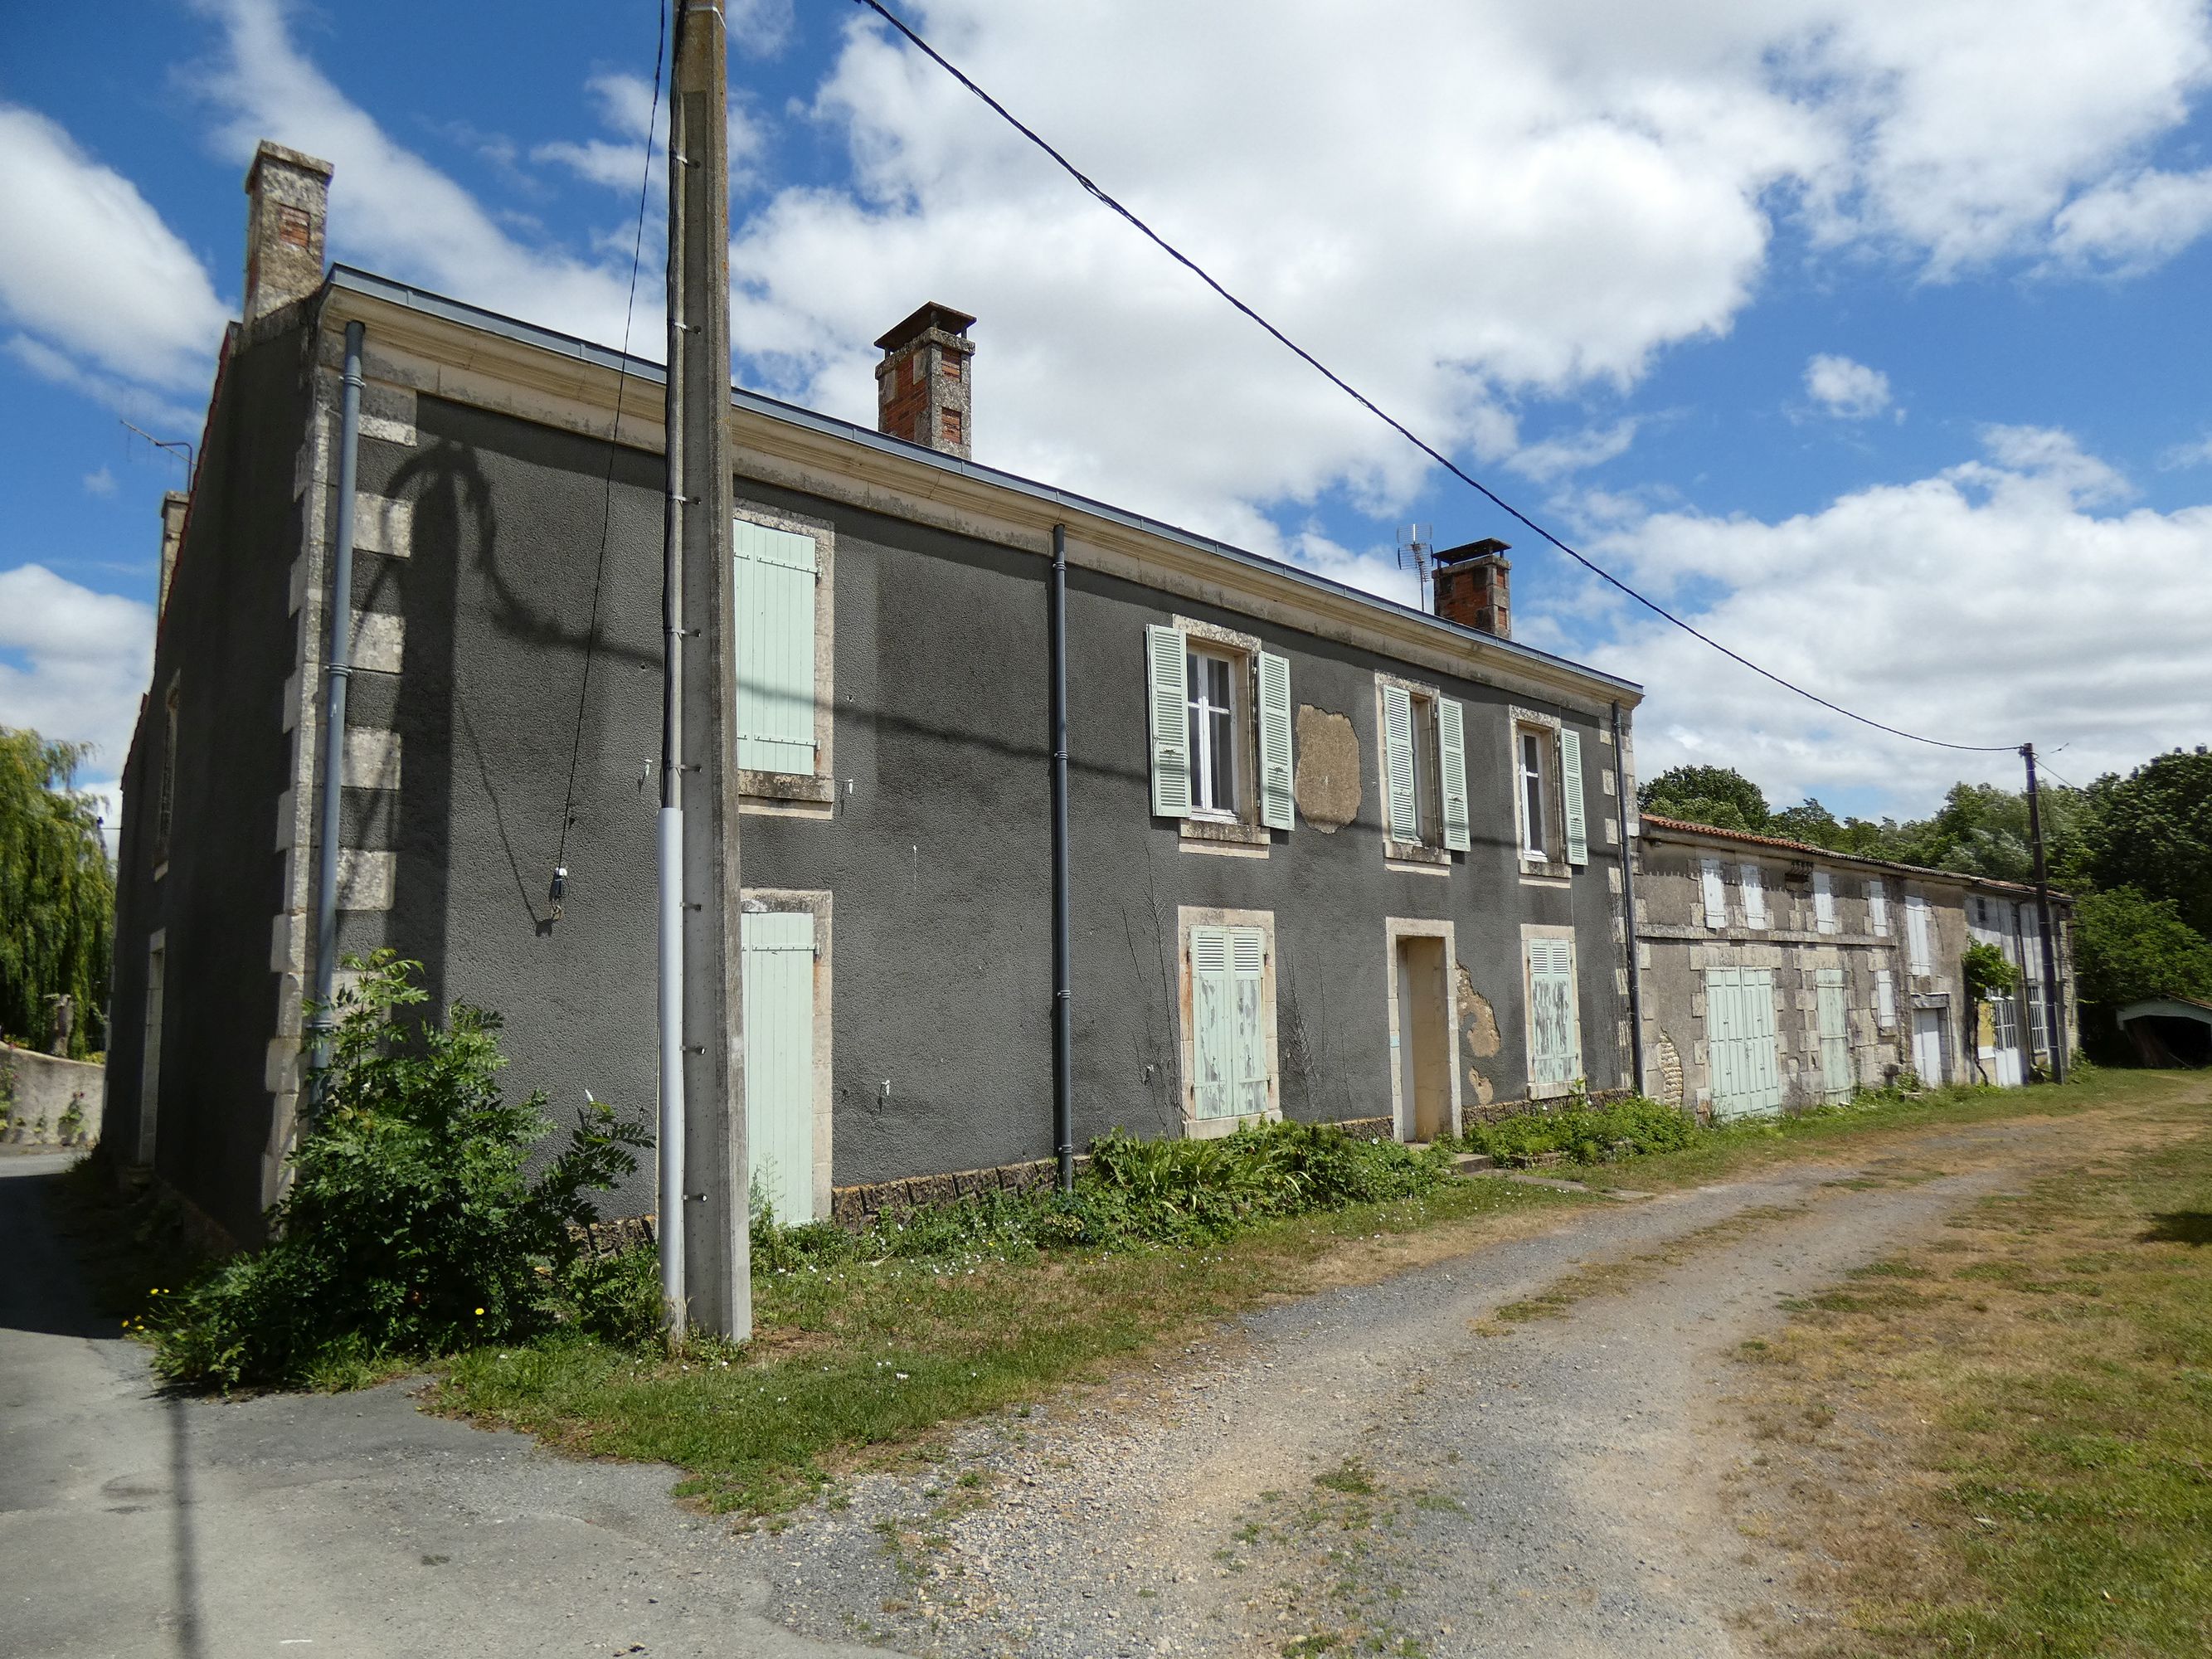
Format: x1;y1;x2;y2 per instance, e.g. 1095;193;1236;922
324;265;1642;700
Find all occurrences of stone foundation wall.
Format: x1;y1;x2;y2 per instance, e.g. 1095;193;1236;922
0;1047;106;1147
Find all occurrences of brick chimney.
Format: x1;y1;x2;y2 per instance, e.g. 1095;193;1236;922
1434;538;1511;639
874;302;975;460
243;141;334;325
158;490;188;616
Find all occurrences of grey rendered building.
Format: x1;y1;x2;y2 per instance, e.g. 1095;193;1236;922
1633;815;2075;1119
105;144;1645;1246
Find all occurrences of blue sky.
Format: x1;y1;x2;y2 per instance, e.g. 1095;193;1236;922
5;0;2210;826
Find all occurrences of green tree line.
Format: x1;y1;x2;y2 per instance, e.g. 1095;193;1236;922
1640;749;2212;1054
2;727;114;1058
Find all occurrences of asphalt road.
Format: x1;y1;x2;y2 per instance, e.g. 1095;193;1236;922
0;1151;882;1659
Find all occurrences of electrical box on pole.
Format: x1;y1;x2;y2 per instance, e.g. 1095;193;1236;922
662;0;749;1340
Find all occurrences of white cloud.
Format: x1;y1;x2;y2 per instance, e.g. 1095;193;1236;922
2050;167;2212;273
186;0;648;348
2161;433;2212;469
4;334;206;435
730;0;796;59
1803;353;1892;420
0;565;156;806
1583;426;2210;811
715;0;2212;541
82;467;116;497
1511;419;1644;483
0;103;229;400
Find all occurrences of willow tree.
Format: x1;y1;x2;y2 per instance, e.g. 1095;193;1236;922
0;728;114;1057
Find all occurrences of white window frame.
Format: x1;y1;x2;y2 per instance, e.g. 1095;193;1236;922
733;501;835;814
1159;617;1290;849
1185;644;1242;822
1175;906;1281;1136
1518;728;1548;859
1508;705;1575;876
1374;672;1465;864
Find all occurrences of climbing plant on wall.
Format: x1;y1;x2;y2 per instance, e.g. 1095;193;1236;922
0;728;114;1057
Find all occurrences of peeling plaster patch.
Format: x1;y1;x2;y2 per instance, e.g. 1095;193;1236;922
1293;704;1360;832
1456;963;1501;1058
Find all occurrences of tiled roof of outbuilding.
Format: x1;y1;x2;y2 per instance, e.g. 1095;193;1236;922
1637;814;2071;903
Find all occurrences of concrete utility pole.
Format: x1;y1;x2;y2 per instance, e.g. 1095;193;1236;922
660;0;749;1339
2020;743;2067;1085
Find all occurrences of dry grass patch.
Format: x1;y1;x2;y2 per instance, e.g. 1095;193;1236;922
1721;1073;2212;1657
1478;1204;1806;1331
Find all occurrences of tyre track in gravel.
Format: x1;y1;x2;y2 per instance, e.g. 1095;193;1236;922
751;1116;2073;1658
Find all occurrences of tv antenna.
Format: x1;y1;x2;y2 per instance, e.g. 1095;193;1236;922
1396;523;1434;611
119;421;195;485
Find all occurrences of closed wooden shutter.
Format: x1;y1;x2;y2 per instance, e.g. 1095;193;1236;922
1816;967;1852;1100
1906;892;1932;974
1146;625;1191;818
741;908;816;1224
1709;966;1782;1118
1437;698;1471;852
1383;684;1418;842
1813;869;1837;933
1257;651;1294;831
1867;878;1889;937
1527;938;1581;1089
1743;971;1782;1110
1190;925;1233;1118
1875;969;1897;1029
1559;728;1588;865
1230;927;1270;1116
732;519;818;775
1740;864;1767;929
1701;857;1728;929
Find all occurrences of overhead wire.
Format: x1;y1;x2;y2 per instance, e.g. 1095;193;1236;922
851;0;2020;756
552;0;670;915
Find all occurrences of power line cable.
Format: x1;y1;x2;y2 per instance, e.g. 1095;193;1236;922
552;0;669;915
852;0;2019;756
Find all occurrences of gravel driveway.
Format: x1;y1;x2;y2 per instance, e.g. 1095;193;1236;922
745;1119;2065;1658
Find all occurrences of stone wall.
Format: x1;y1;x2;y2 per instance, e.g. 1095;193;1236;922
1;1046;105;1146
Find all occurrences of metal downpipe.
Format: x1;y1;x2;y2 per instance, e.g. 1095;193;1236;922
1612;700;1647;1098
309;319;365;1096
1050;523;1075;1191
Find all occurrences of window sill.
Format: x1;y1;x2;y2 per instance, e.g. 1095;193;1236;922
740;769;834;813
1184;1107;1280;1140
1180;817;1271;850
1383;839;1451;867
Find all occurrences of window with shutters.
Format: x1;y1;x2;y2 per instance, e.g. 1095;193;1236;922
1507;708;1587;876
1148;620;1291;846
1373;672;1468;864
1905;889;1933;975
1812;869;1838;933
1523;927;1582;1098
1867;877;1889;937
732;505;834;809
1740;863;1768;929
1177;907;1279;1134
1875;968;1898;1030
1700;856;1729;929
153;675;179;874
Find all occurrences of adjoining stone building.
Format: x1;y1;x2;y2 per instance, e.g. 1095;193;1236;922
104;144;1647;1247
1633;815;2076;1118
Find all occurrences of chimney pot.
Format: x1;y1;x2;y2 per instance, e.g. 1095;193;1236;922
1433;538;1511;639
243;140;334;326
874;301;975;460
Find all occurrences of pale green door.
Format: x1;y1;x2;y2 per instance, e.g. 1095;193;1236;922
1816;968;1852;1102
743;909;817;1224
1709;967;1782;1119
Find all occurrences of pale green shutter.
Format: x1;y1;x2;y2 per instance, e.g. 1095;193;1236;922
1437;698;1470;852
1559;728;1588;866
1147;625;1191;819
1816;968;1851;1101
1229;926;1270;1116
1706;967;1740;1117
732;519;818;775
1189;925;1233;1118
1383;684;1417;842
1257;651;1294;832
741;908;816;1224
1745;970;1782;1112
1528;939;1581;1088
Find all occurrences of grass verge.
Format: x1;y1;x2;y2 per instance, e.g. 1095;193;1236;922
436;1175;1589;1517
1723;1070;2212;1656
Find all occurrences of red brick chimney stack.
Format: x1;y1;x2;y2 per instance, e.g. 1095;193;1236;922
1433;538;1512;639
874;301;975;460
243;141;334;325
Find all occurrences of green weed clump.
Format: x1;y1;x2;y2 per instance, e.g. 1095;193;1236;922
751;1117;1456;1272
150;952;650;1391
1456;1095;1699;1165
